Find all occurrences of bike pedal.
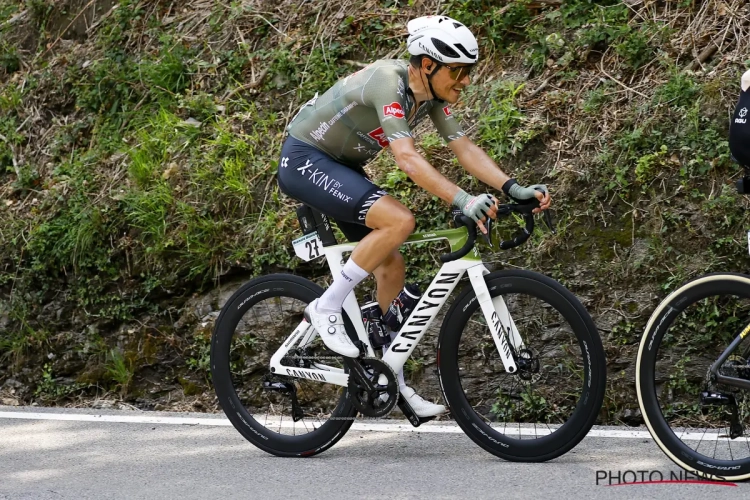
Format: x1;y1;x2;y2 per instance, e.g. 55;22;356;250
397;395;421;427
396;395;438;428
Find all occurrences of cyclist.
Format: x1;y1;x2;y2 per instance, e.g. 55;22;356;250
276;15;551;417
730;69;750;169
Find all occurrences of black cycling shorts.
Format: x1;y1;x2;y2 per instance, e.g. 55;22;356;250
277;136;388;242
730;88;750;167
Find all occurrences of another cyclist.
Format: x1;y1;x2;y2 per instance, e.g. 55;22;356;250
730;69;750;170
276;16;551;417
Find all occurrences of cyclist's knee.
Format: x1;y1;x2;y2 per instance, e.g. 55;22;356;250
395;212;416;238
367;197;414;236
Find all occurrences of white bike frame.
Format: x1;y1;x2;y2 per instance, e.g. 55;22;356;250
270;231;526;387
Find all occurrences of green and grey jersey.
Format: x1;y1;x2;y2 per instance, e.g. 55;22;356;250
287;59;465;167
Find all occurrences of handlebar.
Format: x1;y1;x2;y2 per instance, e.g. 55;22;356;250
439;213;478;262
439;200;555;263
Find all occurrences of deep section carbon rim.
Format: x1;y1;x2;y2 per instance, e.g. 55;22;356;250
210;274;355;457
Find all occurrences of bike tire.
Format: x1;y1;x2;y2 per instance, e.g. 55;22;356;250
636;272;750;480
437;269;606;462
210;273;356;457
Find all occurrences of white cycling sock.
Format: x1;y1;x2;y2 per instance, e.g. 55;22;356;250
316;259;369;313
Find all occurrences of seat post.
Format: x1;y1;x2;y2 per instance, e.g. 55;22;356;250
309;208;337;247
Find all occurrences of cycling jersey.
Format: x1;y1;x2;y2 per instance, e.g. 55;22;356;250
287;59;465;167
730;70;750;167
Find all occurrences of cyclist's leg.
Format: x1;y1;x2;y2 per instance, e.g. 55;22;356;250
337;218;444;417
277;137;412;356
336;222;407;314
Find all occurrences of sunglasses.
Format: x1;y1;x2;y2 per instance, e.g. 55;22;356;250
443;63;475;81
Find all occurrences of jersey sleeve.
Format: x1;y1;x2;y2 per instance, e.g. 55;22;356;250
362;67;413;144
429;103;466;144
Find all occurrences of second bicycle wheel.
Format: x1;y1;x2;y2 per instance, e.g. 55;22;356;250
637;273;750;480
437;269;606;461
210;273;356;457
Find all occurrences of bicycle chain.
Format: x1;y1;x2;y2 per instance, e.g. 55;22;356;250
281;355;345;362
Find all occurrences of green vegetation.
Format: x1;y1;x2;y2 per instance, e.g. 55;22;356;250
1;0;749;423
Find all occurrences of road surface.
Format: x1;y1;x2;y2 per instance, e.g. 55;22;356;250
0;406;746;499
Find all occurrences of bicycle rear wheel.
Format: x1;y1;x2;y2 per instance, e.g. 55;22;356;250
637;273;750;480
210;274;356;457
437;270;606;462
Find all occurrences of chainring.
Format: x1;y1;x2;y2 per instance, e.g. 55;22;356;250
348;357;399;417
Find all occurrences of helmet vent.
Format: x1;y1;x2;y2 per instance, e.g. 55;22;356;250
431;38;460;59
454;43;477;60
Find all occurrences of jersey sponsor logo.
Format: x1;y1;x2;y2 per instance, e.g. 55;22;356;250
443;106;452;117
383;102;405;119
329;188;352;203
368;127;390;148
310;121;330;142
328;102;358;126
357;130;378;146
297;159;314;174
737;107;748;124
367;127;412;147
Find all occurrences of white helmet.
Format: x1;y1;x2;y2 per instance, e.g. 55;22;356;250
406;16;479;65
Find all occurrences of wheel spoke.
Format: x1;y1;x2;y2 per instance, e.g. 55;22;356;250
639;278;750;475
445;273;603;461
211;278;354;457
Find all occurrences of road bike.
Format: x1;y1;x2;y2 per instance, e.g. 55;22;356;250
636;173;750;480
211;200;606;460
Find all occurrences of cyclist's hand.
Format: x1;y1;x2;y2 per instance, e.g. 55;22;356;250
502;179;551;214
452;190;498;234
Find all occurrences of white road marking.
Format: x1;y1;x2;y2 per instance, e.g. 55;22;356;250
0;410;659;438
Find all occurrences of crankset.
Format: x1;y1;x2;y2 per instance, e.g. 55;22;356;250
700;391;744;439
345;357;398;417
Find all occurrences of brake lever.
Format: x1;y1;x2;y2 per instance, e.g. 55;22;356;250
481;217;493;248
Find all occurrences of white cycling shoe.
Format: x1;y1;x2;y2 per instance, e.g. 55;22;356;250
304;299;360;358
401;386;446;418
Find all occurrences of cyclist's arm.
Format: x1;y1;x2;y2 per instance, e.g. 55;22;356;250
361;67;462;203
390;137;462;204
449;136;550;212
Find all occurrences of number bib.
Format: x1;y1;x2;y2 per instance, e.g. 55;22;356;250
292;232;324;262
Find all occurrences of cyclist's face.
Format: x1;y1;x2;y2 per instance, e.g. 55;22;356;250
432;64;472;104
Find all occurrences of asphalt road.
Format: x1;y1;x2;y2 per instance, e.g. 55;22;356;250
0;406;747;499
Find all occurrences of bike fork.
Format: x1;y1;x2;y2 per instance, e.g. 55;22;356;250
467;265;520;374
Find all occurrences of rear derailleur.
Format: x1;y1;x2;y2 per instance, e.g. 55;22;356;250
700;391;744;439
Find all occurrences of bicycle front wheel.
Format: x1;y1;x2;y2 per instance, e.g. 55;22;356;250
210;273;356;457
437;269;606;462
637;273;750;480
